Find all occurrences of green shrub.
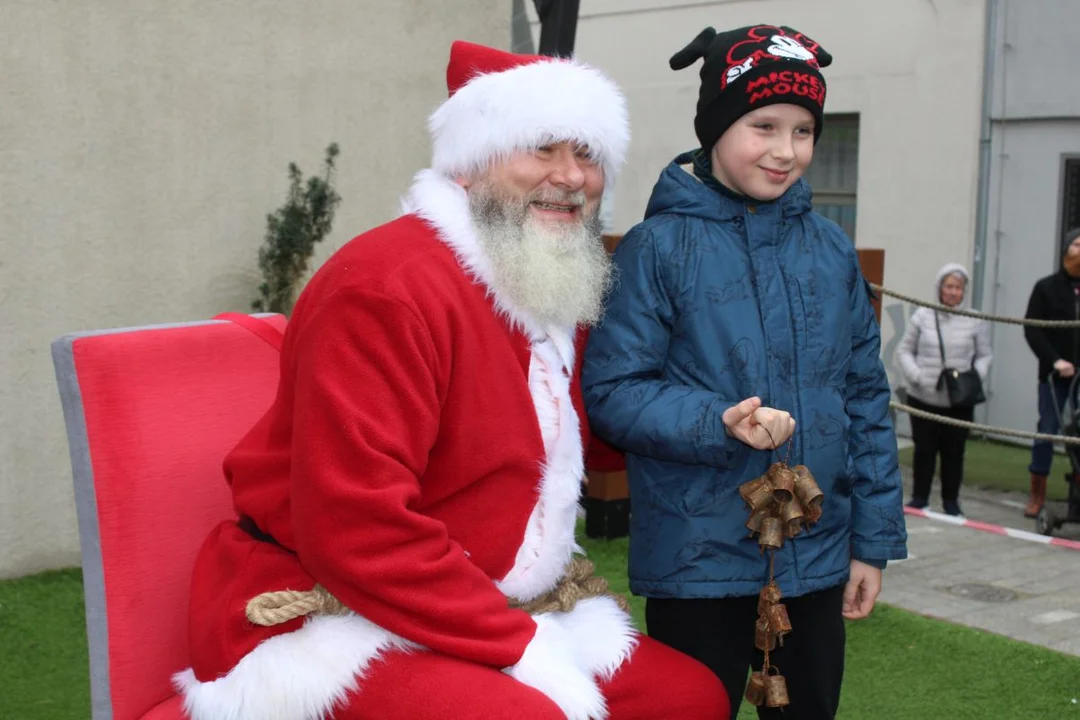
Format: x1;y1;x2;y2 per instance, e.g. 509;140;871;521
252;143;341;315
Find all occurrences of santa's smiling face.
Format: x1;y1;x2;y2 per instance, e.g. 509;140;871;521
477;140;605;226
460;142;612;328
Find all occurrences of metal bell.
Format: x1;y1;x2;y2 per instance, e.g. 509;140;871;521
754;616;776;651
771;466;796;503
746;507;770;535
739;474;770;508
768;602;793;638
759;515;784;550
766;461;787;480
757;582;783;616
745;478;776;512
793;464;824;508
744;671;768;706
765;670;790;708
786;517;805;538
781;496;805;524
803;502;823;526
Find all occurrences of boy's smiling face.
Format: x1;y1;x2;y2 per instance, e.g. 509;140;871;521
709;103;815;202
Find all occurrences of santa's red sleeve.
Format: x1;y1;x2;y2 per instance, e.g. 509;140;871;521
287;286;537;668
586;434;627;473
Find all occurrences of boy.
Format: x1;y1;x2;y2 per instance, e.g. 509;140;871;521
582;25;907;719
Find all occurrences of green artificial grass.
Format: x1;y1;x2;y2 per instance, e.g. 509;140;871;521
0;568;90;719
3;540;1079;719
899;437;1069;502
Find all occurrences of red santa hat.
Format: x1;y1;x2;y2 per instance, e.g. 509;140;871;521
429;41;630;181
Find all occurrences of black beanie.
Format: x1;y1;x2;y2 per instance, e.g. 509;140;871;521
670;25;833;152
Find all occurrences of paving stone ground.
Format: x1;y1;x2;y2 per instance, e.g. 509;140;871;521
882;446;1080;656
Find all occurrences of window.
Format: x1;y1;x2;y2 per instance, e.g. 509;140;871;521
803;113;859;241
1059;156;1080;256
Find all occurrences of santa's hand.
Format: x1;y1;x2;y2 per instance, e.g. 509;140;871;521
722;397;795;450
506;614;606;720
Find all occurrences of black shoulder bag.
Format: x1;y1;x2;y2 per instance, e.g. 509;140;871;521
935;311;986;408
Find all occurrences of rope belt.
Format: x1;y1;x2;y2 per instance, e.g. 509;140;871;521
506;557;632;615
246;556;630;627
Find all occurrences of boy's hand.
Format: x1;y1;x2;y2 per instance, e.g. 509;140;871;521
722;397;795;450
842;559;882;620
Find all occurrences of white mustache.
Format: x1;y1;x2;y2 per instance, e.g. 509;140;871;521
527;190;585;208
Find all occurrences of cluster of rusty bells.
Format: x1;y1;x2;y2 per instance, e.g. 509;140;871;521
738;462;825;709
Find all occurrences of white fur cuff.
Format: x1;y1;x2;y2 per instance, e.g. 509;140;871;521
506;614;607;720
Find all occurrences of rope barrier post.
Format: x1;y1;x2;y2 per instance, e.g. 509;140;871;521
856;249;885;324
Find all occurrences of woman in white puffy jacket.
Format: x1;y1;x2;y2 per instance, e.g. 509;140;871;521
896;263;992;516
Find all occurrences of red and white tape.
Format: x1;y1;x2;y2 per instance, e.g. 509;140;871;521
903;506;1080;551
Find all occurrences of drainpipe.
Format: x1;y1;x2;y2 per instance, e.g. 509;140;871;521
511;0;536;53
971;0;1000;310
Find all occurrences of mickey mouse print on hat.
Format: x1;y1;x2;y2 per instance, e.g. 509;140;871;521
670;24;833;151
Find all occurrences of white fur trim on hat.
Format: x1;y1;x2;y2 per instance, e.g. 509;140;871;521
429;58;630;180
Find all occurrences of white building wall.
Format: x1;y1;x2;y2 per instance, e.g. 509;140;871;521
0;0;508;578
980;0;1080;445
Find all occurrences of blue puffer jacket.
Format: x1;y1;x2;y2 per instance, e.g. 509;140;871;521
583;153;908;599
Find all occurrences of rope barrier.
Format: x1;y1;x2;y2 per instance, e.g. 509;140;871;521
876;282;1080;439
891;401;1080;445
871;284;1080;328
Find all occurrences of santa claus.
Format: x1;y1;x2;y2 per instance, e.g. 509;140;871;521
174;40;730;720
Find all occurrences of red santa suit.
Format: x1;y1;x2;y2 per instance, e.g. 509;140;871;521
174;41;728;720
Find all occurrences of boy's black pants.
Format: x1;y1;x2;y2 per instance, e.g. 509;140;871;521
646;584;846;720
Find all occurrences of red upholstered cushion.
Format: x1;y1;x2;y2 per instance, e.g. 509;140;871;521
69;316;284;719
140;694;187;720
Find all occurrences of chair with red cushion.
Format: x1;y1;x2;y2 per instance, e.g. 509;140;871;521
51;314;285;720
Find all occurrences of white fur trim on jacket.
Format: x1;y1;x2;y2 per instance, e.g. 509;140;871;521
429;57;629;181
506;613;606;720
402;169;551;337
404;166;606;608
506;598;638;720
553;596;639;683
173;613;417;720
497;327;584;602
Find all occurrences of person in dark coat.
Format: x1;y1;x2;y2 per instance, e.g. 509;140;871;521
1023;227;1080;517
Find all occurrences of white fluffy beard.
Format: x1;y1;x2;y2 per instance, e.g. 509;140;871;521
468;183;613;329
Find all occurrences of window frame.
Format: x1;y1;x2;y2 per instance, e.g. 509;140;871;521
1057;153;1080;257
804;113;860;240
